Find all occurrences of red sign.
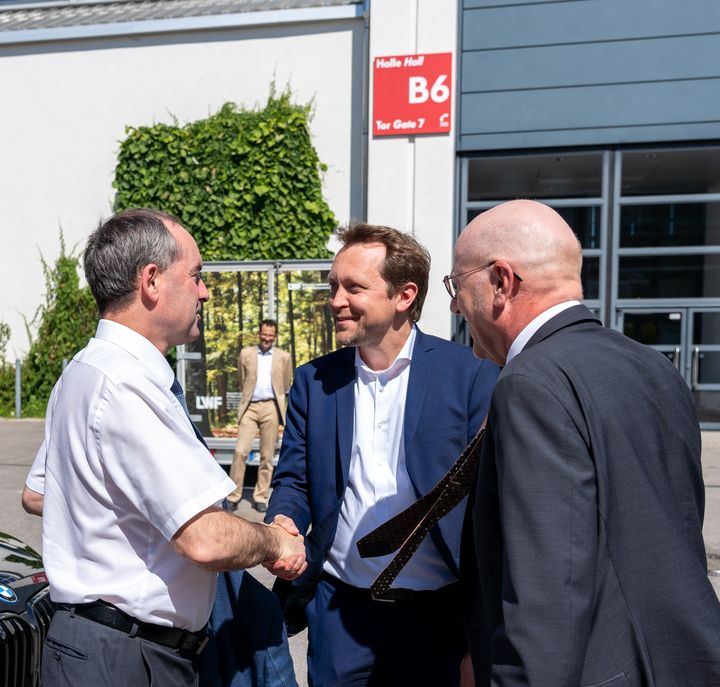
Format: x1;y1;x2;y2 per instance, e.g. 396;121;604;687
373;52;452;137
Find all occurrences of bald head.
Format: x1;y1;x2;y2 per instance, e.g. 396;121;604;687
458;200;583;301
451;200;583;365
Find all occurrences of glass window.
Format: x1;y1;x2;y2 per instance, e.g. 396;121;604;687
621;148;720;196
623;312;682;346
698;353;720;385
620;202;720;247
467;205;602;249
556;206;602;249
618;255;720;299
581;256;600;300
468;153;603;201
693;312;720;346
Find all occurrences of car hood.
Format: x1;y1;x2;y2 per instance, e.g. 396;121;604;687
0;531;47;611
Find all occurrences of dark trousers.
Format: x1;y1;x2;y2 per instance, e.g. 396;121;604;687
42;608;198;687
306;575;465;687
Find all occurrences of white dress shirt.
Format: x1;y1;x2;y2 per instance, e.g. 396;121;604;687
251;346;274;401
506;300;581;363
26;319;235;630
324;327;456;590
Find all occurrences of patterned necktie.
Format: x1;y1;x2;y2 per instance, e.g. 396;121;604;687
170;377;209;449
356;418;487;599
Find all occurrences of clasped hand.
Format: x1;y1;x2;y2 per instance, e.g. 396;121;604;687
263;514;307;580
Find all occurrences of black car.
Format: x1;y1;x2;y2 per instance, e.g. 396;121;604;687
0;532;54;687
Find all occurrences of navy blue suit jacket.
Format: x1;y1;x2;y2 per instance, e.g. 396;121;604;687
267;328;498;618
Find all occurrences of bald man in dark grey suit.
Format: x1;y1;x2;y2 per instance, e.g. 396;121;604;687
449;200;720;686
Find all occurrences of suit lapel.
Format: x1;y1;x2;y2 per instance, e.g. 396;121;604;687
334;348;356;488
403;328;432;449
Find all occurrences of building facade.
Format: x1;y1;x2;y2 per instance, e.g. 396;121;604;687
456;0;720;425
2;0;719;423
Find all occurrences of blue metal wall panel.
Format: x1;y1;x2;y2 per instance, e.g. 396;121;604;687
459;0;720;150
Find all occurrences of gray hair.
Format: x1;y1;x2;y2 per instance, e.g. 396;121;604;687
84;208;183;314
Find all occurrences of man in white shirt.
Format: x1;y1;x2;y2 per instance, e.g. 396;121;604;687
21;208;306;687
266;223;499;685
228;319;292;513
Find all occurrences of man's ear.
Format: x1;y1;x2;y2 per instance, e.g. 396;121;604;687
491;261;519;307
395;282;419;314
140;263;161;304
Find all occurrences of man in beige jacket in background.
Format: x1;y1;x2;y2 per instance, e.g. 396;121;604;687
227;319;292;513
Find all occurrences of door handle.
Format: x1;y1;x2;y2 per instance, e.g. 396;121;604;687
691;346;700;386
673;346;680;370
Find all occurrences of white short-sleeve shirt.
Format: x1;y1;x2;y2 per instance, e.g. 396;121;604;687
26;320;235;630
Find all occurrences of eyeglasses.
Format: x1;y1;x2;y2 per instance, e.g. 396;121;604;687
443;262;523;299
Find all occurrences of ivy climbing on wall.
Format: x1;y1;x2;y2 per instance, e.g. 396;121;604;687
113;89;336;260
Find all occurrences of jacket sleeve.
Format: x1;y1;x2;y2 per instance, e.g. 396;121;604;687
266;367;312;535
467;358;500;442
238;349;246;393
487;372;597;686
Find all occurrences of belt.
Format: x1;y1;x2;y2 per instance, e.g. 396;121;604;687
321;572;459;603
58;601;209;655
250;399;274;403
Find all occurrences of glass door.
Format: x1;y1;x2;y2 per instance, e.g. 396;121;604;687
619;308;720;426
689;309;720;425
619;309;685;371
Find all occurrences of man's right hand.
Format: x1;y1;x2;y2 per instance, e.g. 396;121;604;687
173;506;306;574
263;514;307;580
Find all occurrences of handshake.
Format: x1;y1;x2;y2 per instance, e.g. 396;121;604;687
262;514;307;581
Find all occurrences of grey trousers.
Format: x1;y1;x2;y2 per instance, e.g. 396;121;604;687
42;608;198;687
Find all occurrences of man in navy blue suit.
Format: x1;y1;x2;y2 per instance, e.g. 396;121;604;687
265;223;498;686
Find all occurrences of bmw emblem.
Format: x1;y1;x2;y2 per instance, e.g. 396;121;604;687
0;583;18;604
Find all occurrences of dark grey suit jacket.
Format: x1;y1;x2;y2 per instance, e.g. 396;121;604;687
464;304;720;686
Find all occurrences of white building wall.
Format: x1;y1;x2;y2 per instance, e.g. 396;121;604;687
366;0;458;339
0;16;362;359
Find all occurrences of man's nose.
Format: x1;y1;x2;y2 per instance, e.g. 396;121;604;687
328;287;347;308
199;278;210;302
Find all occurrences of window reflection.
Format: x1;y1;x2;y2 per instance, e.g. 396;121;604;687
618;255;720;299
468;153;603;200
621;148;720;196
620;203;720;247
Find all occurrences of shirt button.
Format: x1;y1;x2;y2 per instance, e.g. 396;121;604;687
379;386;385;392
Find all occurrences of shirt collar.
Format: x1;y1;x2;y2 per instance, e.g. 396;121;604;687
354;325;417;377
506;301;581;363
95;319;175;388
257;345;273;356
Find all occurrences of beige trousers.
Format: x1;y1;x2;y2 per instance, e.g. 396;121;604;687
228;400;279;504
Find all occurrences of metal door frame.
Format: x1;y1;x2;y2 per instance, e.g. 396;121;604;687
688;307;720;393
617;305;720;429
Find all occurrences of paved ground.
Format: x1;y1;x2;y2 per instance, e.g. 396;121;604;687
2;418;719;686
